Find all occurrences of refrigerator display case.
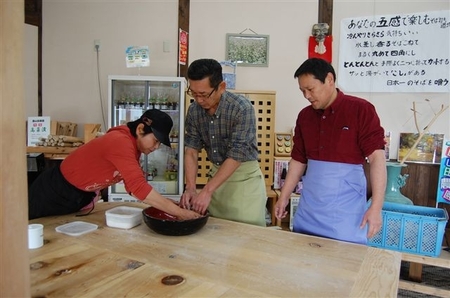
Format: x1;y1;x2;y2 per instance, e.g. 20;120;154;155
107;75;186;202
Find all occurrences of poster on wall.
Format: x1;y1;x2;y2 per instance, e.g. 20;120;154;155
27;116;50;146
338;10;450;93
179;29;188;66
397;133;444;164
436;140;450;206
125;46;150;68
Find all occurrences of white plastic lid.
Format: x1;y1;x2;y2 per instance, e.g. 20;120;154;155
105;206;143;218
55;221;98;236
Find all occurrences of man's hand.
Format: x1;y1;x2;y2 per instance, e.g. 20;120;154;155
360;206;382;239
274;197;289;220
180;189;197;210
190;190;212;215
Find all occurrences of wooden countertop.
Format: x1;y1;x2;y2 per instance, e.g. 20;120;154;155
29;202;401;297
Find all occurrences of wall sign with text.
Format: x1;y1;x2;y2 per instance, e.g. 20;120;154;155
338;10;450;93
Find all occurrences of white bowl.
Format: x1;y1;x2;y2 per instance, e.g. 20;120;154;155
105;206;143;229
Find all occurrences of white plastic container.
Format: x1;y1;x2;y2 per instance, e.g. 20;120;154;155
55;221;98;236
105;206;143;229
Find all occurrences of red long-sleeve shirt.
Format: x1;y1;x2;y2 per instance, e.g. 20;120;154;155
291;89;385;165
60;125;152;200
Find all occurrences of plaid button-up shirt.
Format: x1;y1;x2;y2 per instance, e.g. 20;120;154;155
185;91;259;165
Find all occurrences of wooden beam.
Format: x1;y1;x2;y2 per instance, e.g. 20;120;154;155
178;0;190;78
318;0;333;35
2;0;31;296
25;0;42;116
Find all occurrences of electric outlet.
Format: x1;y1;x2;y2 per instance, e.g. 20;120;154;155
94;39;101;51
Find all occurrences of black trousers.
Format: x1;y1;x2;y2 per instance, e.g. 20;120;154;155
28;165;95;219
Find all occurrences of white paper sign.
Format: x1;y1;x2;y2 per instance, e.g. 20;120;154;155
338;10;450;93
125;46;150;68
27;116;51;146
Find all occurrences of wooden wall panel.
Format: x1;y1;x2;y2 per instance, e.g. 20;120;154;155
1;1;30;296
400;162;441;207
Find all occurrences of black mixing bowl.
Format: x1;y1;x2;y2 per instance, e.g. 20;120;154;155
142;206;209;236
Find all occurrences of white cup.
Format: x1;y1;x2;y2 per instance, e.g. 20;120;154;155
28;224;44;249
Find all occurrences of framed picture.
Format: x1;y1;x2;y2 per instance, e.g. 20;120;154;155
398;133;445;164
226;33;269;67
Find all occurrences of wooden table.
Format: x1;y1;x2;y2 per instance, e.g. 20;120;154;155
29;202;401;297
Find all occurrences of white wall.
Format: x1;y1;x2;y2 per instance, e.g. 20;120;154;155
39;0;180;130
26;0;449;159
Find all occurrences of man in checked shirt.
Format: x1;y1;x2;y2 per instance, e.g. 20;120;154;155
180;58;267;226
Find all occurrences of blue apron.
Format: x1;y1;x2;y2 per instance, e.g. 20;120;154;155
293;159;368;244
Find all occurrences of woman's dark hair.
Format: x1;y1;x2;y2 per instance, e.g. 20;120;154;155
127;116;153;138
187;58;223;88
294;58;336;83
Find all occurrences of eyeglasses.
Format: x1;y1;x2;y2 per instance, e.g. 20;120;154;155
186;84;219;100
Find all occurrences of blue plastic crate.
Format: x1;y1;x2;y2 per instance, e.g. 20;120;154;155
368;202;448;257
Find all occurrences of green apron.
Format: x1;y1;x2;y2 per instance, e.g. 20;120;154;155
208;160;267;226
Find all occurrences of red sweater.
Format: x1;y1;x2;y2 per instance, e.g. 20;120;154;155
60;126;152;200
291;89;385;165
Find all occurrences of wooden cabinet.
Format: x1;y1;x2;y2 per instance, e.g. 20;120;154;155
400;162;440;207
186;90;276;187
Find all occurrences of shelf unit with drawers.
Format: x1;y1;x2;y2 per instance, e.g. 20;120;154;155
185;90;276;187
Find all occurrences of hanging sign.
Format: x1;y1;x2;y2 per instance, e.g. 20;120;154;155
125;46;150;68
436;140;450;206
308;35;333;63
179;29;188;65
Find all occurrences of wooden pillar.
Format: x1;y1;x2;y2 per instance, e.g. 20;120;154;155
178;0;190;78
318;0;333;35
1;1;30;297
25;0;42;116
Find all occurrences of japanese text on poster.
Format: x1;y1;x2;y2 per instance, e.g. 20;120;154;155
27;116;51;146
125;46;150;68
338;10;450;93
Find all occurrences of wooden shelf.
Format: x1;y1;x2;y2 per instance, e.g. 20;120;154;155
26;146;78;159
186;90;276;187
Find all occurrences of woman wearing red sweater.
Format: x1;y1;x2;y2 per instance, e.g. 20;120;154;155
28;109;201;220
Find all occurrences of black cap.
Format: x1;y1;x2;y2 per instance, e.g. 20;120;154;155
140;109;173;147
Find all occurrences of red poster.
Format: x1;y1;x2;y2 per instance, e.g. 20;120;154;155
308;35;332;63
179;29;188;65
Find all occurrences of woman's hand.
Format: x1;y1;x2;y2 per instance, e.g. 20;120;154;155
176;208;203;221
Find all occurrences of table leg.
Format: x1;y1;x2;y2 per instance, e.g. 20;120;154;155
266;190;278;226
409;262;423;282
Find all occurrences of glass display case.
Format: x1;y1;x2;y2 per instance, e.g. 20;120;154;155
107;75;186;202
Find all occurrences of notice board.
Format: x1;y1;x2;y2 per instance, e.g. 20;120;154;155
338;10;450;93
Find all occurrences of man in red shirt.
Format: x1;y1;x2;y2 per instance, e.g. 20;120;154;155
274;58;386;244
